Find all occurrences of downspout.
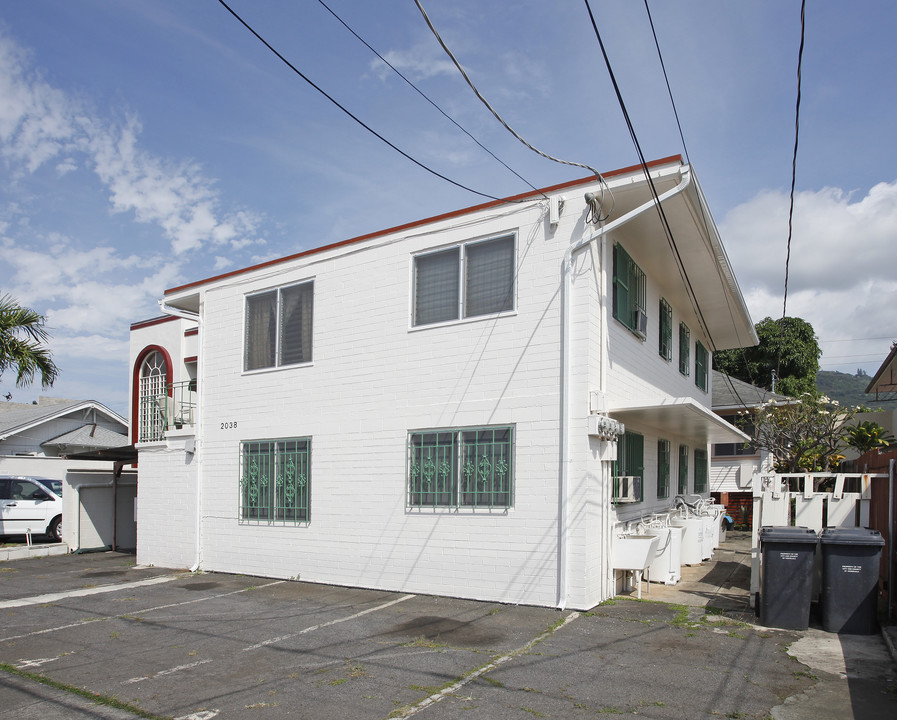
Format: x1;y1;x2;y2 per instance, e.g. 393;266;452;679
557;167;692;609
158;300;203;573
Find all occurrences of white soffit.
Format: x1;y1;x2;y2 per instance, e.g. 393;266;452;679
609;398;750;445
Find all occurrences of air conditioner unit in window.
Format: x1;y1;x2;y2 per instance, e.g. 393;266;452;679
634;309;648;339
613;476;642;503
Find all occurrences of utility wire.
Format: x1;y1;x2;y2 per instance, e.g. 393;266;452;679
413;0;613;218
643;0;690;165
216;0;511;203
782;0;806;320
315;0;545;198
583;0;752;411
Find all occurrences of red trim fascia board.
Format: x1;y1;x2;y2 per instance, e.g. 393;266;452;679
165;156;683;297
184;328;199;337
131;315;179;331
184;356;198;364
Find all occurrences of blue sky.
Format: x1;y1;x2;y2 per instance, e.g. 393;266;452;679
1;0;896;415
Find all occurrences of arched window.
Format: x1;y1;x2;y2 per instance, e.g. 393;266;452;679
138;350;167;442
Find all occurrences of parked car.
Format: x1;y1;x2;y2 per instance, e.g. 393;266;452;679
0;476;63;542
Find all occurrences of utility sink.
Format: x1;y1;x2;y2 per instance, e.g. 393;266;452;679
612;534;660;571
613;534;661;600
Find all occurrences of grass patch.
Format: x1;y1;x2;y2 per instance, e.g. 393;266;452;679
520;707;546;717
482;675;504;688
0;663;165;719
403;636;447;649
596;707;624;714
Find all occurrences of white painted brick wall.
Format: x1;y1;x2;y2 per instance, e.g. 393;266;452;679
134;167;744;610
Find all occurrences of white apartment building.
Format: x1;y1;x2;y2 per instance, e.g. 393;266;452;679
129;156;756;610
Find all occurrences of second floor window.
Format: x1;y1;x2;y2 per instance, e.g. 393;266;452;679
659;298;672;360
695;341;708;391
413;234;515;326
679;323;690;376
244;281;314;371
612;243;646;335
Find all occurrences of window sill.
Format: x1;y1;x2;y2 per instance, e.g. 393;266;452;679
242;360;314;377
409;309;517;332
406;506;511;515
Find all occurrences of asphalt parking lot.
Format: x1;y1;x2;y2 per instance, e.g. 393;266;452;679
0;551;877;719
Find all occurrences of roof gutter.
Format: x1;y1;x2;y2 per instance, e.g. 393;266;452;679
158;301;203;573
557;167;692;609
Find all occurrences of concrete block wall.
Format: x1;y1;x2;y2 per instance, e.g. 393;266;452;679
135;439;197;570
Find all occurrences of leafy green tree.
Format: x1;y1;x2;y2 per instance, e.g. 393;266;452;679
713;316;820;397
751;392;853;473
0;294;59;390
843;420;895;455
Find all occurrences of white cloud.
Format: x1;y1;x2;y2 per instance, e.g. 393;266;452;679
720;181;897;371
0;31;261;257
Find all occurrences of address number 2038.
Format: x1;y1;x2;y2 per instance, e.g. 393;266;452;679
220;421;238;430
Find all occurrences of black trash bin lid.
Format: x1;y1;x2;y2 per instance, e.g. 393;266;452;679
820;527;885;546
759;526;819;543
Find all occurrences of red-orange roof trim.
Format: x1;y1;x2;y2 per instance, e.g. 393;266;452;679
165;156;683;296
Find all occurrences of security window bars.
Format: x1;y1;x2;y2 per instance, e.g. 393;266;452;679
695;341;708;391
679;322;690;376
612;431;644;502
694;448;708;493
244;281;313;371
408;426;513;508
657;439;671;499
659;298;672;361
612;244;646;334
413;234;514;326
678;444;689;495
240;438;310;522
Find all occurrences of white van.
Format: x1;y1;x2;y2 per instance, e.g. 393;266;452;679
0;476;63;542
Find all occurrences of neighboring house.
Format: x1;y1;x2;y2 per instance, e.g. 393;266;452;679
130;156;756;610
0;397;135;549
861;342;897;440
710;371;789;527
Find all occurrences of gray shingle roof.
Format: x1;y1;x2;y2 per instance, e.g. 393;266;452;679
712;370;790;410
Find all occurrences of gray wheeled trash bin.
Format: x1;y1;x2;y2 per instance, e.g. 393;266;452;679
759;526;818;630
820;527;885;634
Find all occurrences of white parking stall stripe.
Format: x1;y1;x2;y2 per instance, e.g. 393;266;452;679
0;573;184;609
242;593;416;652
123;658;214;684
0;580;285;642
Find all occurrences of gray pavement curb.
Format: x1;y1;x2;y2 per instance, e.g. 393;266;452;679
0;543;68;562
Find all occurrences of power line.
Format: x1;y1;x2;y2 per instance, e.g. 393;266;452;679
216;0;510;203
413;0;613;218
582;0;756;410
643;0;690;165
781;0;806;320
315;0;545;198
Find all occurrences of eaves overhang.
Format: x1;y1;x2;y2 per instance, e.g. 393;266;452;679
609;398;750;445
866;343;897;395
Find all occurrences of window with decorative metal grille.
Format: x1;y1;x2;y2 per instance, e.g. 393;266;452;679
408;426;513;508
694;448;708;493
679;322;690;376
657;439;671;499
240;438;310;522
244;281;313;371
695;341;708;391
612;244;647;336
678;444;689;495
659;298;672;360
612;431;644;503
413;234;515;327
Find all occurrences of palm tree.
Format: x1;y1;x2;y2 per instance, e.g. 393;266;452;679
0;294;59;389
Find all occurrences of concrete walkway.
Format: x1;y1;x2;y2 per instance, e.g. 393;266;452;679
618;529;897;719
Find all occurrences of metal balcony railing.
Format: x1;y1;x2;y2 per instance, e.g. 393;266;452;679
138;380;197;442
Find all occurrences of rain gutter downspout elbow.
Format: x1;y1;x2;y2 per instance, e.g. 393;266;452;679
158;300;203;574
557;168;691;610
